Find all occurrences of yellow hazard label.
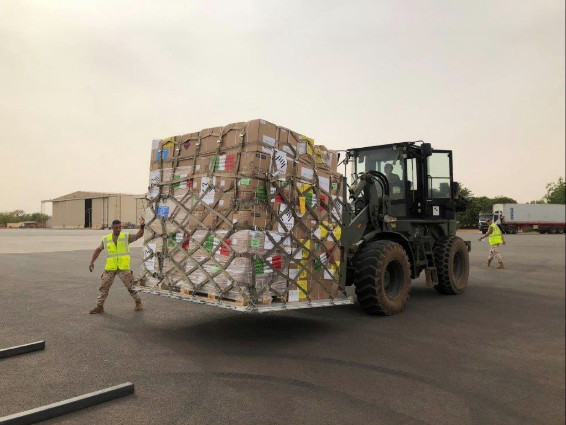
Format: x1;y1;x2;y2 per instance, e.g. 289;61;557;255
333;226;342;240
297;280;308;299
299;196;306;215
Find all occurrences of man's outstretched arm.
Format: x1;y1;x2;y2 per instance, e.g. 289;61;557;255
129;217;146;243
89;246;103;272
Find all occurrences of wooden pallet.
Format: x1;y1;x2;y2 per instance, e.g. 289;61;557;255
178;287;272;306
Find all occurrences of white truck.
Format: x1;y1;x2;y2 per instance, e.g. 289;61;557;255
479;203;565;234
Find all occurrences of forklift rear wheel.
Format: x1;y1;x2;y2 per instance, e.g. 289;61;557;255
433;237;469;295
354;240;411;315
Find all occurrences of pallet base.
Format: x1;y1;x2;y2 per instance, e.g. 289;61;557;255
134;285;354;313
177;286;272;307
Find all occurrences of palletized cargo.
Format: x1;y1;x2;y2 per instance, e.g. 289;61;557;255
136;119;352;311
136;122;472;316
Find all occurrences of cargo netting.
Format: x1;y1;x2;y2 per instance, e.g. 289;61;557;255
136;119;352;311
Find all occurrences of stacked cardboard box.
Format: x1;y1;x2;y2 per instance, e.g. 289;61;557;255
140;119;345;306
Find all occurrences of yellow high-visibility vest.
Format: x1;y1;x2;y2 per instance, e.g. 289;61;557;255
488;223;503;245
103;233;130;270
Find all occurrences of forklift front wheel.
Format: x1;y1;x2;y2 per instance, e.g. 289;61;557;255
354;240;411;315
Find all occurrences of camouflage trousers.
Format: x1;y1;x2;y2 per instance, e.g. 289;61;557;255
488;244;503;262
97;270;141;306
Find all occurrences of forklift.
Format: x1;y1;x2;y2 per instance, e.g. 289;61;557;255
340;141;470;315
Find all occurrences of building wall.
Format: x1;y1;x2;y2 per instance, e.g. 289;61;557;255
120;195;137;224
107;196;119;223
52;201;65;228
52;199;85;228
65;199;84;228
51;194;140;229
92;198;105;229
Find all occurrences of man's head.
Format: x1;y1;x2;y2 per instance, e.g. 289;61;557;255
486;218;492;224
111;219;122;236
384;164;393;175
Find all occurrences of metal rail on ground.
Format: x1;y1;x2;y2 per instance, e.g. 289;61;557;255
0;341;45;360
0;382;135;425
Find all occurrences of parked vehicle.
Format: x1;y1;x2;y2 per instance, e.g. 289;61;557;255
479;204;565;234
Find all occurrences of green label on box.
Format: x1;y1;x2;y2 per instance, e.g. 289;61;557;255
256;186;267;202
204;236;214;253
314;258;322;271
305;192;313;207
254;259;264;275
240;178;251;186
332;183;338;190
250;237;260;248
173;174;181;189
209;155;221;172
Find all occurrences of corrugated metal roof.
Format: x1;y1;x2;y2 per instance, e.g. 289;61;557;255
46;191;135;202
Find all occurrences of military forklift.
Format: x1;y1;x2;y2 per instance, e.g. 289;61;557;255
339;141;470;315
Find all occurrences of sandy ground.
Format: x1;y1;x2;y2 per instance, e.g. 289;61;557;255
0;230;564;424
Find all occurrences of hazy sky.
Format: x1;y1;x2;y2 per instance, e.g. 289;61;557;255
1;0;564;214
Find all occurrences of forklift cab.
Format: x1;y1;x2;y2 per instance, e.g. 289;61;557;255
346;142;459;220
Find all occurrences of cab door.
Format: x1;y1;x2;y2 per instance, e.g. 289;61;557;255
425;150;454;219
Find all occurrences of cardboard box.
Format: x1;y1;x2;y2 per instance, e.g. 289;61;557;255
276;127;299;158
238;151;272;176
245;119;278;147
176;132;200;158
150;137;175;167
230;204;272;230
236;177;268;202
143;118;348;306
329;150;339;173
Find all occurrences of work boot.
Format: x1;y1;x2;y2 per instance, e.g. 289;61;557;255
496;262;504;269
89;305;104;314
134;301;143;311
485;259;492;267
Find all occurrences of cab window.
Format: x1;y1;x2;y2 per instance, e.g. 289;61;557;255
427;152;451;198
354;150;404;198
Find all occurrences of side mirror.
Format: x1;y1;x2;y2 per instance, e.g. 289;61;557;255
421;143;433;157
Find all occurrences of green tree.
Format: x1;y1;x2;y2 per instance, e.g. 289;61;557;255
543;177;565;204
0;211;50;225
455;187;517;229
24;212;49;222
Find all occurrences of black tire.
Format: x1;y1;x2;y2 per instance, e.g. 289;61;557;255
433;237;469;295
354;240;411;315
549;227;557;234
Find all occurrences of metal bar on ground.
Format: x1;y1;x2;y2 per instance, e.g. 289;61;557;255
0;382;135;425
0;341;45;360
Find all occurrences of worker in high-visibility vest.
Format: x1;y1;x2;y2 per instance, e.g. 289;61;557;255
478;217;505;269
88;217;145;314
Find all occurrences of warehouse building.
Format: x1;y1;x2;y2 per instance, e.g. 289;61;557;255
44;191;147;229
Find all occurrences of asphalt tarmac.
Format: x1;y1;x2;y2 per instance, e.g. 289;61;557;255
0;230;564;424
